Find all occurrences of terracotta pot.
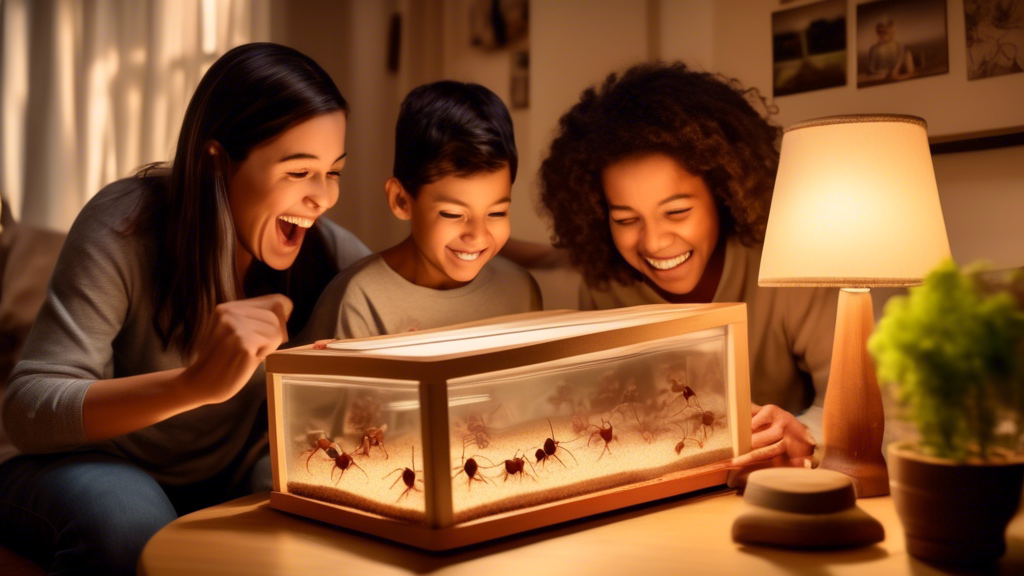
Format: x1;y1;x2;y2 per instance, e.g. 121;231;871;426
888;441;1024;565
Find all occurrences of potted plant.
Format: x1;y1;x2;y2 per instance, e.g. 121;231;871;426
868;260;1024;566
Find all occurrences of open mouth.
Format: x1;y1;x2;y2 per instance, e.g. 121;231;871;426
448;247;484;262
644;250;692;271
277;215;313;248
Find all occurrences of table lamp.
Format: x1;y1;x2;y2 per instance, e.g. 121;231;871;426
759;114;951;497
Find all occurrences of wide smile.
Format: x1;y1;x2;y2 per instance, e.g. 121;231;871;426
447;247;485;262
276;214;314;248
644;250;692;271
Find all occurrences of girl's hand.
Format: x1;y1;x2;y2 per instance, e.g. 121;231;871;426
731;403;817;468
183;294;293;405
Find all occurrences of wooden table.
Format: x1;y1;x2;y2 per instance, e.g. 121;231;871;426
139;489;1024;575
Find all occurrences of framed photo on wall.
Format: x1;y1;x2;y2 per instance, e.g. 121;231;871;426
856;0;949;88
965;0;1024;80
762;0;1023;149
772;0;848;96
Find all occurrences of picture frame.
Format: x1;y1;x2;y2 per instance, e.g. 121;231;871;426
855;0;949;89
768;0;1024;150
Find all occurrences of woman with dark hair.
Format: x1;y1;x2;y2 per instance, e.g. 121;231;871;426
0;43;369;574
537;62;835;468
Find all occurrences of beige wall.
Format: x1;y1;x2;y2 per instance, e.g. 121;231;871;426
269;0;1024;308
934;145;1024;271
269;0;409;253
710;0;1024;271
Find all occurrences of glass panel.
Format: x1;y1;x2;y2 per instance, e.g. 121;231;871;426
326;305;707;356
281;375;425;524
445;327;731;523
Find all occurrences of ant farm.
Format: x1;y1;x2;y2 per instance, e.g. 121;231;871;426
266;303;752;550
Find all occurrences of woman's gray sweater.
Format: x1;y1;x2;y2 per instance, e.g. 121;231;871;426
1;178;370;483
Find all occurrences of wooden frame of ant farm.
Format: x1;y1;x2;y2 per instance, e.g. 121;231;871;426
265;303;752;551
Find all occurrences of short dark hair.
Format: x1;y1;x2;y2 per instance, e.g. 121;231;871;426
539;61;781;288
393;80;517;197
131;42;349;356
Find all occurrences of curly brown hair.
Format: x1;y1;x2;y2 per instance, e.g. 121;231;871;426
538;61;781;288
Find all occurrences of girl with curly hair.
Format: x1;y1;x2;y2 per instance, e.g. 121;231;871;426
537;62;837;467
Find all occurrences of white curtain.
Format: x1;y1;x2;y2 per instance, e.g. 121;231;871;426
0;0;270;231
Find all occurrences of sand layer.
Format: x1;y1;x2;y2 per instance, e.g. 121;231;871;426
286;412;731;526
447;413;732;523
287;433;428;524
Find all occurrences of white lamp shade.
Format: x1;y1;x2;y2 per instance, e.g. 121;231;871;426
759;115;951;288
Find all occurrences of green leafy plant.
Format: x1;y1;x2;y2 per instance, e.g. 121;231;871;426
868;260;1024;460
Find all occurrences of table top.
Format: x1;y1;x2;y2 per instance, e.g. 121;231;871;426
139;489;1024;576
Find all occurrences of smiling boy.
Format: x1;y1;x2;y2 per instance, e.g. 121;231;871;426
301;81;541;340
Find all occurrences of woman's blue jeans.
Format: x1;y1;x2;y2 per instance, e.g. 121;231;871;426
0;449;271;575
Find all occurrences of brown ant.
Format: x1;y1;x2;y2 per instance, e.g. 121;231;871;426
571;409;591;436
695;409;727;441
451;442;494;490
497;449;537;482
459;404;513;450
630;407;684;444
536;418;577;468
329;444;367;484
587;419;618;460
461;412;492;449
353;424;389;459
673;410;727;453
300;431;335;473
675;436;704;454
666;382;704;420
384;447;424;501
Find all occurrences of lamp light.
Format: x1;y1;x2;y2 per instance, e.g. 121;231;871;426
759;114;951;497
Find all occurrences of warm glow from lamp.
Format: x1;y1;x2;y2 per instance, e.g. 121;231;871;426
759;114;951;497
760;115;950;287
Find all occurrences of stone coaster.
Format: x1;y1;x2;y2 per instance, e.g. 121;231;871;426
731;468;885;549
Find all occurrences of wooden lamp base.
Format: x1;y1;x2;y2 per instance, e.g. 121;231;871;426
818;288;889;497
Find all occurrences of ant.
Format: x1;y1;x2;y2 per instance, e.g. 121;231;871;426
536;418;577;469
673;410;727;453
300;431;335;473
384;447;424;501
587;419;618;461
666;382;703;419
451;442;494;490
353;424;389;459
674;436;705;454
695;409;726;442
631;407;684;444
329;444;367;484
492;449;536;482
461;412;492;449
571;409;591;436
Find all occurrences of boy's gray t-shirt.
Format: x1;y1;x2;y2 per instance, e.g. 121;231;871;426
300;254;543;341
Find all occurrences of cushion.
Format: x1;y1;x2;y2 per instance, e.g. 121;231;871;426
0;214;65;387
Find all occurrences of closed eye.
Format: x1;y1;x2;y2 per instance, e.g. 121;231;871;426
488;211;508;218
611;217;639;226
666;208;691;217
287;171;309;178
439;211;461;220
327;170;342;177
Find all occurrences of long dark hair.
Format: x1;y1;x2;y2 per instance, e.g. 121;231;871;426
131;43;349;357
